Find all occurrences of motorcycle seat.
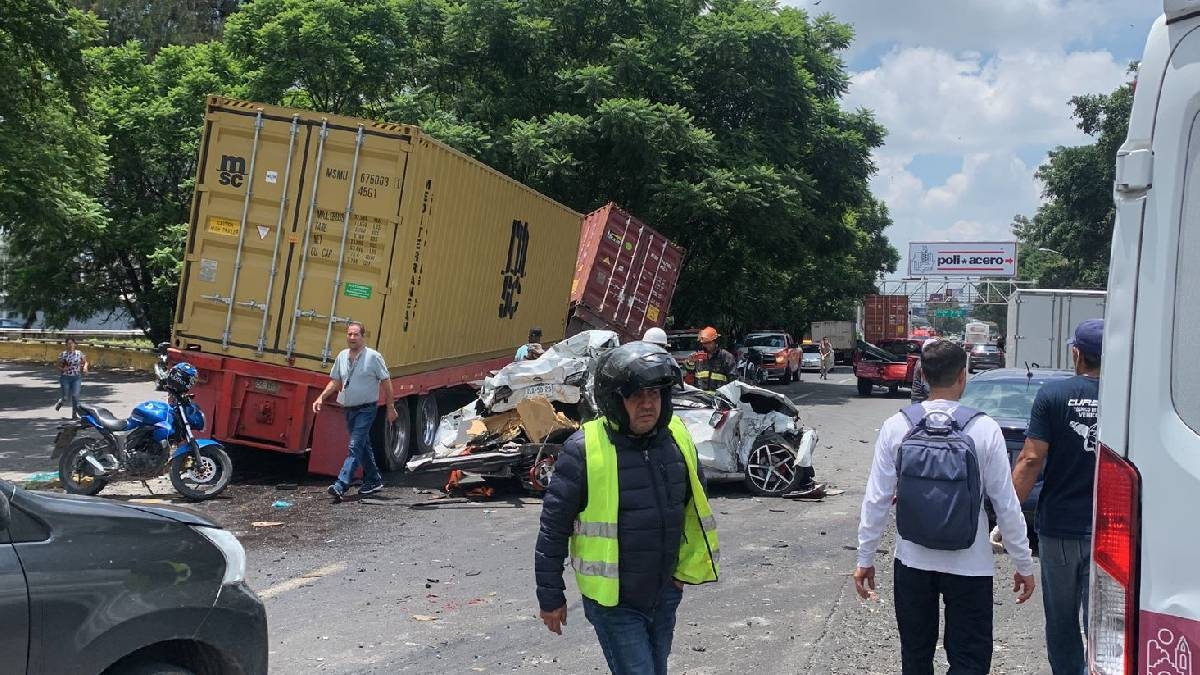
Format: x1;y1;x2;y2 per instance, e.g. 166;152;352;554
76;403;129;431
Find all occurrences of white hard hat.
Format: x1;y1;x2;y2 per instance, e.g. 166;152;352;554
643;327;669;346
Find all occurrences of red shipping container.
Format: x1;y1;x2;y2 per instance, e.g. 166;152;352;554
863;294;909;345
569;203;686;344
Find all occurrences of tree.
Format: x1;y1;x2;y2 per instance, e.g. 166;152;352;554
71;0;243;53
81;40;243;342
223;0;415;116
1013;81;1134;289
0;1;107;327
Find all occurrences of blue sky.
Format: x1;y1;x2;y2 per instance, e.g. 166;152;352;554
783;0;1161;272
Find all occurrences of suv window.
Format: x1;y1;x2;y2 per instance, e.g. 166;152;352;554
666;336;697;354
744;334;786;348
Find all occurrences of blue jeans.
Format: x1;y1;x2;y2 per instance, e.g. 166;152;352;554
582;583;683;675
59;375;82;409
335;405;383;490
1039;535;1091;675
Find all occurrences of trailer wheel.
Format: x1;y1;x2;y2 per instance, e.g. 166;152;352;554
376;398;414;472
856;378;873;397
414;394;439;456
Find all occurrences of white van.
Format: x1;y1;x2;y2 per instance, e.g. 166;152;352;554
1091;3;1200;674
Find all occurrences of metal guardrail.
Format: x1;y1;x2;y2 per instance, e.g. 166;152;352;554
0;328;146;341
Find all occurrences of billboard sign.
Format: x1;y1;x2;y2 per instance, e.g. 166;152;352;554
907;241;1018;277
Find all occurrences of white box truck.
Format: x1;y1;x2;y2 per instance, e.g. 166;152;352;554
810;320;855;363
1004;288;1106;370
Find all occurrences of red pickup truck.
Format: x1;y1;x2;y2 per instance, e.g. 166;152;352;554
853;339;919;396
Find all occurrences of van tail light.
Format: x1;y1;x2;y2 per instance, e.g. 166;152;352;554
1089;442;1141;675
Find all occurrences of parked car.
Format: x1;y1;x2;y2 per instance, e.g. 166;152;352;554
957;367;1076;552
739;331;802;383
968;344;1005;373
0;478;267;675
665;330;699;366
800;343;823;371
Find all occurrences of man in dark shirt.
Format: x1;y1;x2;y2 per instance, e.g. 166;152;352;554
1012;318;1102;675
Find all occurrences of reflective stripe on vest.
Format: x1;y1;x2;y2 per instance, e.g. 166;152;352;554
570;416;720;607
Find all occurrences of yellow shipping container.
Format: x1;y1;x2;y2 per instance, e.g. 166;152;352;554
173;97;582;375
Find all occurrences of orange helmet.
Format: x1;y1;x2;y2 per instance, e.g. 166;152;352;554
697;326;720;343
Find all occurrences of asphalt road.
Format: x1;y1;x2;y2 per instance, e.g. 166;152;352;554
0;362;1053;674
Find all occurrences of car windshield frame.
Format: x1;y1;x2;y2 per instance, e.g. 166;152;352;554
744;334;786;348
666;336;698;353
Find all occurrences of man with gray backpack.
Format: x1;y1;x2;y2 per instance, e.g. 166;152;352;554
854;340;1036;675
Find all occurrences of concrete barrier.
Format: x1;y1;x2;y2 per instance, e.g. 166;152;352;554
0;340;156;371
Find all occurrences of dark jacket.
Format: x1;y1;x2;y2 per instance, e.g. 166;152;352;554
690;348;737;391
535;421;700;614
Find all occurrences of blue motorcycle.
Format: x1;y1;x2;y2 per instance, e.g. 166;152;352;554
51;350;233;501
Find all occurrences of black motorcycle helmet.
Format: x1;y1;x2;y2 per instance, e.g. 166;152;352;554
592;342;682;434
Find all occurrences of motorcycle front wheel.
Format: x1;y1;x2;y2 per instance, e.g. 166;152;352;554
170;444;232;501
58;437;111;496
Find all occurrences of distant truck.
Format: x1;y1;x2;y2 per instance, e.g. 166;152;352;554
964;321;990;345
810;320;855;364
862;294;908;345
168;97;680;477
1004;289;1106;370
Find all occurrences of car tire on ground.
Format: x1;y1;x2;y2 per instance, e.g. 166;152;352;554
857;378;873;397
375;398;414;472
414;394;439;455
743;432;802;497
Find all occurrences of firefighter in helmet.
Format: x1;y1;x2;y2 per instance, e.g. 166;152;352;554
685;326;736;392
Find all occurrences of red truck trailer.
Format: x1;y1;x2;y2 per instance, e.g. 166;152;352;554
567;203;685;344
862;294;909;345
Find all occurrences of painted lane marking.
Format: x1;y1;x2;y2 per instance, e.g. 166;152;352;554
258;561;348;600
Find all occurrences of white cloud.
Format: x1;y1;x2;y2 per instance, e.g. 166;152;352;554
845;46;1128;251
879;152;1042;249
847;48;1129;157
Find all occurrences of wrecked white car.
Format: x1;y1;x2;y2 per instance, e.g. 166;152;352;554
672;381;819;497
409;341;821;498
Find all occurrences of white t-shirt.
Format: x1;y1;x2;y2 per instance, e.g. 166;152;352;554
856;399;1034;577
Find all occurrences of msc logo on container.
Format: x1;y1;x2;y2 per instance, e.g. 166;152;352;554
218;155;247;188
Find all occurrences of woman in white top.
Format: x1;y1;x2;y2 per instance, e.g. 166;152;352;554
56;337;88;417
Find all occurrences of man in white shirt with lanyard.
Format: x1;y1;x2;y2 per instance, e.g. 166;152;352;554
313;321;398;501
854;340;1036;674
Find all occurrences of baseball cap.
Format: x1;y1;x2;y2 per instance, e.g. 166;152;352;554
1067;319;1103;357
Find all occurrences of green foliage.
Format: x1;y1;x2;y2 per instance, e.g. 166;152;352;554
1013;83;1133;289
71;0;242;52
0;1;107;325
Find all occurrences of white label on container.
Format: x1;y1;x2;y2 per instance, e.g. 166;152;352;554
199;258;218;282
265;170;278;184
257;225;269;240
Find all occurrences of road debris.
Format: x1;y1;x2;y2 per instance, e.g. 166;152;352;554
252;521;285;528
271;500;293;509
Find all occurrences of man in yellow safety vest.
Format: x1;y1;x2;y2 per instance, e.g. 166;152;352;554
535;341;719;675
